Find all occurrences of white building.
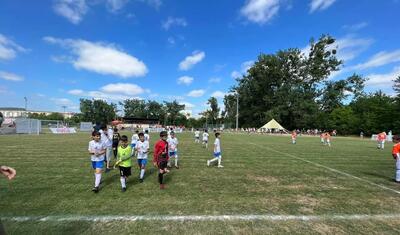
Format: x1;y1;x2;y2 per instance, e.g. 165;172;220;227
0;107;75;119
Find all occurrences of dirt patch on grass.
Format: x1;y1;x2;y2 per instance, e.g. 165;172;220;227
247;174;279;183
296;195;321;214
312;223;346;235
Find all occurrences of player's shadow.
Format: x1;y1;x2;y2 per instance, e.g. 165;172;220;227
362;171;393;182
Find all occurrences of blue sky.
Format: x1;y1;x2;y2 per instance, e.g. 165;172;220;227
0;0;399;117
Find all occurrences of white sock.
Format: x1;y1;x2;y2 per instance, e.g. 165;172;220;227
120;177;126;188
210;158;218;163
140;169;145;179
218;158;222;166
175;157;178;166
95;173;101;187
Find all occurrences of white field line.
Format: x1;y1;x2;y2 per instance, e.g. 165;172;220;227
3;214;400;222
250;143;400;195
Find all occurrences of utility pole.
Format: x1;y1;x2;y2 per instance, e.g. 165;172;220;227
236;92;239;131
24;97;28;117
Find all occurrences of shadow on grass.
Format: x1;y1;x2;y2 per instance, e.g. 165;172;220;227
362;171;394;182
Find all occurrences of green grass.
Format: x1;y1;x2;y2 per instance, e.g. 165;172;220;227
1;132;400;234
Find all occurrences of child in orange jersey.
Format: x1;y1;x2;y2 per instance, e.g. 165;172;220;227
324;132;331;147
392;135;400;182
291;130;297;144
377;132;387;150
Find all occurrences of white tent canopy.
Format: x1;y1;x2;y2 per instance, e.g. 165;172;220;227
258;119;286;131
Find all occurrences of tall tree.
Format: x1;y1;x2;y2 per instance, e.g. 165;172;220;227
121;99;146;118
80;99;116;124
164;100;185;125
207;97;220;125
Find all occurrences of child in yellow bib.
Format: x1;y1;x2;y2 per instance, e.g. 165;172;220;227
115;135;132;192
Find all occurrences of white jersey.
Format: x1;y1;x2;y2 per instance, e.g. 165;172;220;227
131;133;139;144
214;138;221;153
136;140;149;159
100;129;112;148
88;140;106;161
202;132;209;141
195;131;200;138
167;137;179;152
144;133;150;142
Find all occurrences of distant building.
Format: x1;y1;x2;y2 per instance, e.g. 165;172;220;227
0;107;75;119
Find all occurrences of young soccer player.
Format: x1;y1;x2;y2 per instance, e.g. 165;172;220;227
291;130;297;144
167;132;179;168
392;135;400;183
324;132;331;147
144;130;150;142
88;131;106;193
377;132;387;150
202;129;209;149
131;130;139;155
207;132;223;168
153;131;169;189
320;132;325;144
136;132;149;183
100;125;113;172
115;135;132;192
112;127;121;159
194;129;200;143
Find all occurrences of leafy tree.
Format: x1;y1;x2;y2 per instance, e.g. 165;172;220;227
164;100;185;125
207;97;220;125
80;99;116;124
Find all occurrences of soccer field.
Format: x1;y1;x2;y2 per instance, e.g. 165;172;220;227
1;132;400;234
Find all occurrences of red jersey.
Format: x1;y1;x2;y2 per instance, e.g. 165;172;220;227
392;143;400;159
291;132;297;139
377;133;386;141
153;139;169;163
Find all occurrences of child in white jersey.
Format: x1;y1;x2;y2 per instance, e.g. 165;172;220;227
207;132;223;168
135;132;149;183
88;131;106;193
131;130;139;155
167;132;179;169
202;129;209;149
194;129;200;143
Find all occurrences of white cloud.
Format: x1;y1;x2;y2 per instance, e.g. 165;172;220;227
231;60;254;78
106;0;129;12
0;71;24;81
51;98;74;106
366;66;400;87
342;22;368;31
179;101;195;109
211;91;226;98
179;51;205;71
162;17;188;30
209;77;221;83
0;34;28;60
240;0;280;24
44;37;148;78
167;37;175;45
302;35;373;63
100;83;144;96
333;35;373;62
140;0;162;10
68;89;84;95
187;89;205;97
353;50;400;70
53;0;88;24
309;0;336;13
177;76;194;85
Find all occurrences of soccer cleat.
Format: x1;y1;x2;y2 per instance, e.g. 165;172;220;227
217;165;224;168
207;160;210;166
175;165;179;169
160;184;165;190
139;178;144;183
92;186;99;193
122;187;127;192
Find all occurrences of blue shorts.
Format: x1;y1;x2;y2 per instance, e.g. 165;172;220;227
137;159;147;166
131;143;136;148
92;161;104;169
213;152;221;158
169;151;177;157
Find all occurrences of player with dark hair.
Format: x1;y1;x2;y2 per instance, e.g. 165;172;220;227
88;131;106;193
153;131;169;189
114;135;132;192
